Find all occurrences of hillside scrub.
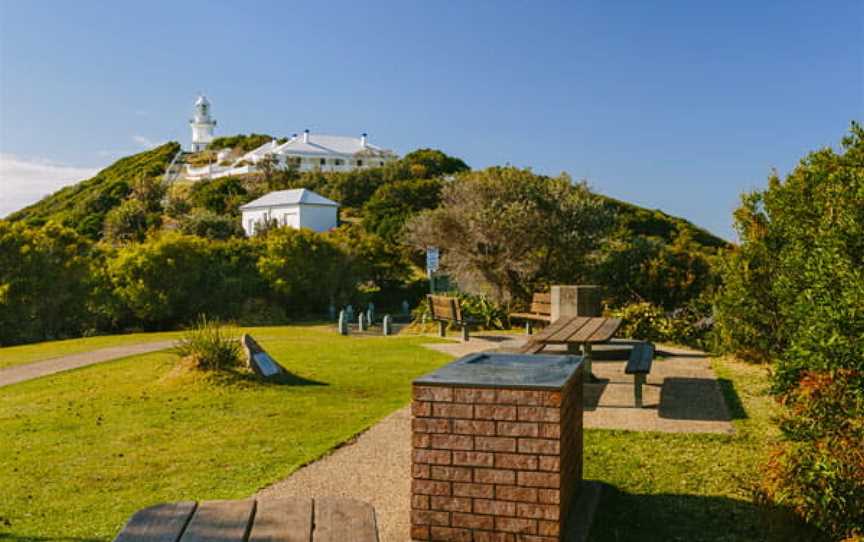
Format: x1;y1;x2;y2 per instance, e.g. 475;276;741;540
715;124;864;539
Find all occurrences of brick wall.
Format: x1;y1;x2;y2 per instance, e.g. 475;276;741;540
410;370;583;542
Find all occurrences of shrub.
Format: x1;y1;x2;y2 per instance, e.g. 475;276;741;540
103;199;152;243
412;291;508;330
179;209;244;240
363;178;443;241
175;317;242;371
189;177;249;215
609;301;713;348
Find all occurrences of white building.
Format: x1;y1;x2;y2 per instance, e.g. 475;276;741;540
189;95;216;152
239;188;340;236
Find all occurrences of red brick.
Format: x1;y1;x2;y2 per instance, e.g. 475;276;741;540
452;451;494;467
414;449;451;465
538;520;560;536
453;419;496;435
430;434;474;451
474;404;517;420
517;471;559;488
497;390;544;406
474;468;516;485
495;485;537;503
411;509;450;526
473;532;515;542
517;438;559;455
413;418;451;434
433;402;474;419
430;465;473;482
475;436;517;452
516;502;558;520
517;406;560;423
473;498;516;516
429;526;472;542
430;496;472;512
412;495;430;510
540;390;562;407
538;456;560;472
414;385;453;402
537;489;560;504
414;433;431;448
495;516;537;534
538;424;560;439
516;536;557;542
497;422;539;437
413;463;430;478
495;453;538;470
413;479;452;496
452;482;494;498
410;524;430;540
412;401;433;417
452;512;494;530
453;387;497;403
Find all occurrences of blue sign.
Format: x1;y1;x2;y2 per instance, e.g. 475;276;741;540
426;247;440;276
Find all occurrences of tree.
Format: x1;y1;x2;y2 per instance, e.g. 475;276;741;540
0;221;96;344
103;199;151;243
189;177;249;215
405;167;614;302
363;178;443;241
401;148;469;179
179;209;244;240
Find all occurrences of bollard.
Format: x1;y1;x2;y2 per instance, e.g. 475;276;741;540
383;315;392;336
346;304;354;323
358;312;367;332
367;302;375;324
328;303;337;321
338;310;349;335
401;300;411;317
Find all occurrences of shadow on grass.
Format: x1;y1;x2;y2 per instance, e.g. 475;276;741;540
717;378;748;420
208;368;328;387
588;483;827;542
658;377;735;422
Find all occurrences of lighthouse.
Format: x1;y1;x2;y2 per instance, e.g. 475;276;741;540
189;94;216;152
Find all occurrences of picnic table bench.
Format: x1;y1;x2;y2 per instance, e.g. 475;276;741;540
520;315;622;381
427;295;478;342
625;341;655;408
508;292;552;334
113;497;379;542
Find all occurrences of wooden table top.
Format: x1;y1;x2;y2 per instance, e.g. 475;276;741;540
532;316;623;345
113;497;378;542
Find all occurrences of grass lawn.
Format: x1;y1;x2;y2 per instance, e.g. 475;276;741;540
0;331;185;369
0;325;450;541
585;356;824;541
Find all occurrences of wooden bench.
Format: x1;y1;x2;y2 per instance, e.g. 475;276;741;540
427;295;477;342
510;292;552;335
509;292;552;334
114;497;379;542
625;341;655;408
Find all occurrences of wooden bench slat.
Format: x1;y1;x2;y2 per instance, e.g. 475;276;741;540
545;316;592;343
569;317;607;343
508;312;552;322
179;500;256;542
113;502;197;542
589;318;623;344
313;497;378;542
247;497;312;542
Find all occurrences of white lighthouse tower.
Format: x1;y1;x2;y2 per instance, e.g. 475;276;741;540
189;94;216;152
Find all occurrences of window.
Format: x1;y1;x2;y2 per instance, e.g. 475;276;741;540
320;158;326;166
334;159;344;166
380;161;385;166
357;160;363;167
247;219;254;234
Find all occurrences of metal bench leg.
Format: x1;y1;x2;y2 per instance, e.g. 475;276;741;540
438;320;447;338
634;374;644;408
461;324;469;342
526;321;533;335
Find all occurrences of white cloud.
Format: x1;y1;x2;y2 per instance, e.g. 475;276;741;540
0;154;100;218
133;135;162;149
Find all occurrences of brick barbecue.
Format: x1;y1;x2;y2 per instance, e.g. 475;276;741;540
411;352;584;542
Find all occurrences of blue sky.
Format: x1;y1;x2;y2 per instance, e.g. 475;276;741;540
1;0;861;238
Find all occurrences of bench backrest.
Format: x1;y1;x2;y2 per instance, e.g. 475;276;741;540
530;293;552;316
428;295;462;322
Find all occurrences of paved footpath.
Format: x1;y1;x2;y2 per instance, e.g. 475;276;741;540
0;340;177;388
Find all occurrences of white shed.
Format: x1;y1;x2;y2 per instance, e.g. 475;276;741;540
239;189;340;236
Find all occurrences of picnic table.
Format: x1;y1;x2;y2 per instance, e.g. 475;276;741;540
113;497;379;542
520;315;622;380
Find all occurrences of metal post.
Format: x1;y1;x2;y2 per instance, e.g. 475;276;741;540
358;312;367;332
328;303;336;321
634;374;644;408
338;310;348;335
383;315;392;336
461;325;469;342
526;321;533;335
438;320;447;337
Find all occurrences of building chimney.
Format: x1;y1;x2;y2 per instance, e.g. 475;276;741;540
361;132;368;147
303;129;310;143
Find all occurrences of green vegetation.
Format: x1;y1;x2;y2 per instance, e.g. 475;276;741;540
208;133;276;153
713;124;864;540
0;325;451;541
175;318;242;371
588;356;823;542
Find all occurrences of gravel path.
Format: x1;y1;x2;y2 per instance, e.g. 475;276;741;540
0;340;177;388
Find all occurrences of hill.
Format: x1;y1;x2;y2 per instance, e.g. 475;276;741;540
6;140;729;251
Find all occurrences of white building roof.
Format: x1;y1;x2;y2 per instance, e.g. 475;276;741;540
242;132;395;162
239;189;340;210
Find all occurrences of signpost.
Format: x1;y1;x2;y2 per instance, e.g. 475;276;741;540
426;247;440;293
